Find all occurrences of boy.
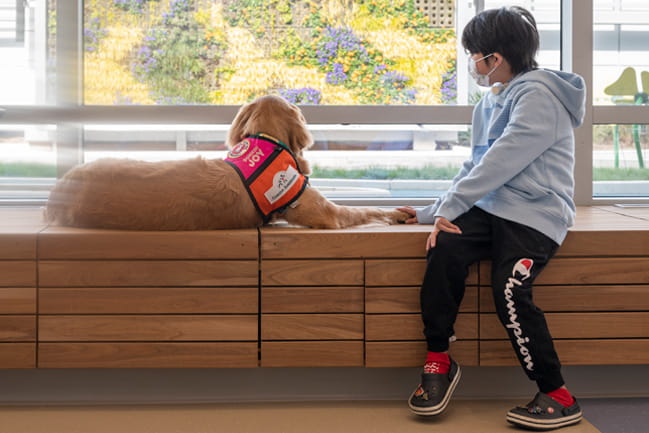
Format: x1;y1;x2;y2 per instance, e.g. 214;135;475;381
398;6;586;431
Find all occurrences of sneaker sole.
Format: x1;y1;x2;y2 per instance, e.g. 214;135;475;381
408;365;461;416
506;410;583;430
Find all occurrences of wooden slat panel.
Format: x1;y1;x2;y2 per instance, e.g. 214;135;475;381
0;343;36;368
366;260;478;286
39;315;258;342
480;339;649;365
480;313;649;339
261;225;431;259
480;285;649;312
38;342;258;368
0;316;36;341
365;341;478;367
0;288;36;314
480;258;649;285
262;314;363;340
0;261;36;287
261;260;363;286
39;287;258;314
39;260;258;287
0;233;37;259
366;286;478;313
261;341;364;367
262;287;363;313
365;313;478;341
559;230;649;257
39;228;259;259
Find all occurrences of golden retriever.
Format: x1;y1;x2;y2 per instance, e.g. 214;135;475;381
45;95;409;230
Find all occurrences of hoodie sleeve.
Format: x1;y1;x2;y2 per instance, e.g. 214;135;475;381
433;85;560;222
416;158;474;224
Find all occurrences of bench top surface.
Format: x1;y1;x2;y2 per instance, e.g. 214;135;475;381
1;206;649;258
3;206;649;232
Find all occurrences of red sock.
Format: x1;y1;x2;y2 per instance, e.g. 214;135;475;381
424;352;450;374
547;387;575;407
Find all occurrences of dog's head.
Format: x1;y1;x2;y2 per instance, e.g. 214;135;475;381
227;95;314;175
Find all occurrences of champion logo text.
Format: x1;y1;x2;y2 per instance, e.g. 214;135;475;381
504;258;535;371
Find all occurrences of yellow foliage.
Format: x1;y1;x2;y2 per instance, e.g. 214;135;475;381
218;26;357;105
84;24;154;105
84;0;454;106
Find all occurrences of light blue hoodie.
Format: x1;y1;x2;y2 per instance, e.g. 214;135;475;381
416;69;586;245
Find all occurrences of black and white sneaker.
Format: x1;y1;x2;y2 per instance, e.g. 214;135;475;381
408;357;461;416
507;392;583;430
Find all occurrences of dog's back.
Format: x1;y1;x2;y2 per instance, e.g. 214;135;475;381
46;157;262;230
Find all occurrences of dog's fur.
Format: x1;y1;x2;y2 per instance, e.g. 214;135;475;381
45;95;409;230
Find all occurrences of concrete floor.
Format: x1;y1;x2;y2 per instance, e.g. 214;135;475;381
0;400;601;433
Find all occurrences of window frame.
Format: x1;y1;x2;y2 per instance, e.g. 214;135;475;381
2;0;649;206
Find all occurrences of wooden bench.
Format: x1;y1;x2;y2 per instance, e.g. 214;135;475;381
1;206;649;368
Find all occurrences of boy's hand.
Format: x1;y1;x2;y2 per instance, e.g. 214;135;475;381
396;206;418;224
427;217;462;251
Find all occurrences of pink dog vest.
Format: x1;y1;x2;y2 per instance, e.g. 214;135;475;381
225;134;308;219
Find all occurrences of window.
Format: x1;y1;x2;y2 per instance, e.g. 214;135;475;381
2;1;649;206
592;0;649;198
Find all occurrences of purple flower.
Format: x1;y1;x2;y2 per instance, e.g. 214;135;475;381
326;63;347;84
278;88;322;105
440;69;457;104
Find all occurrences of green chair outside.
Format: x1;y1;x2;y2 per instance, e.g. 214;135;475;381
603;67;648;168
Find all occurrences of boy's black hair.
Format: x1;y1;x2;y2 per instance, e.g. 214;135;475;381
461;6;539;75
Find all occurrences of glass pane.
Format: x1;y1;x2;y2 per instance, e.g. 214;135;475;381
0;125;57;204
82;0;560;106
594;0;649;105
593;124;649;197
0;1;54;105
82;123;469;199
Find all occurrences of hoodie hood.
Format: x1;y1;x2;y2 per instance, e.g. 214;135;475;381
508;69;586;128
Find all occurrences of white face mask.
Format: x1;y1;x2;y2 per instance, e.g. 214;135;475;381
468;53;498;87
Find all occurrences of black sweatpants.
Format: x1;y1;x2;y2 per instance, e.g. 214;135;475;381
421;206;565;393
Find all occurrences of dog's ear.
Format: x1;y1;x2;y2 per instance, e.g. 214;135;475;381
286;103;314;155
295;154;312;176
227;99;257;148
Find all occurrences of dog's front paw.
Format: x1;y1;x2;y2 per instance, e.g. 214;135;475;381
389;210;411;224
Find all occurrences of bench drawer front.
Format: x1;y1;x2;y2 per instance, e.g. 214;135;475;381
39;260;258;287
39;287;258;314
366;286;478;313
262;287;363;313
0;316;36;341
0;287;36;314
366;260;478;286
261;341;364;367
0;233;37;259
0;343;35;368
262;260;363;286
0;261;36;287
39;342;258;368
39;315;258;342
262;314;364;340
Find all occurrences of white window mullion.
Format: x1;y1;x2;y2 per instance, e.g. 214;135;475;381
564;0;594;205
55;0;83;177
